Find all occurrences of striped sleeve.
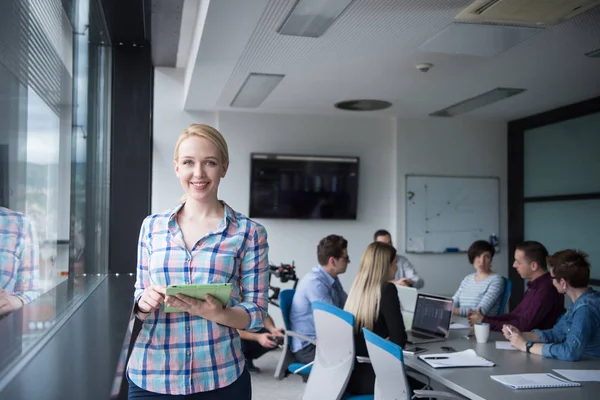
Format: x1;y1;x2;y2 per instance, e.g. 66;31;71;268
13;216;41;303
475;275;505;315
236;224;269;331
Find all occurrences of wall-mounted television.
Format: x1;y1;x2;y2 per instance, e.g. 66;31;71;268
249;153;359;220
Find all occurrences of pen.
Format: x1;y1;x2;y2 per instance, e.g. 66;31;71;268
424;356;449;360
506;326;514;335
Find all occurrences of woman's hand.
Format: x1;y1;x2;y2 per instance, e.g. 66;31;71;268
501;324;520;340
509;331;527;352
138;285;166;313
166;293;224;321
452;307;461;316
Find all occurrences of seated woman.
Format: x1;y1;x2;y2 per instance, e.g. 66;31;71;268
344;242;416;395
504;249;600;361
452;240;505;317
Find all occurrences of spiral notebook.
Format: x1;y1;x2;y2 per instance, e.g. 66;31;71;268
491;373;581;390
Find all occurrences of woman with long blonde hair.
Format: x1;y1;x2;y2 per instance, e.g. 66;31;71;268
344;241;407;395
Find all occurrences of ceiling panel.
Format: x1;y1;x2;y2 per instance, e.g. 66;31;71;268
185;0;600;120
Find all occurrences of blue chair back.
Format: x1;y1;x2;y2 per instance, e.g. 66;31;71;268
499;277;512;313
279;289;295;330
363;328;411;399
303;301;355;400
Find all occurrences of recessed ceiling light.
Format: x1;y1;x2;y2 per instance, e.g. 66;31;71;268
230;73;285;108
430;88;526;117
278;0;355;38
335;100;392;111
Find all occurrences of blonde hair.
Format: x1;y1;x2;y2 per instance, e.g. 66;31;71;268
344;242;397;332
174;124;229;165
174;124;229;202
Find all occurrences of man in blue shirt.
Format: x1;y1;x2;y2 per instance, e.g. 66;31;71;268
289;234;350;363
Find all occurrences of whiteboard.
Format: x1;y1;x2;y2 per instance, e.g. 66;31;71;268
405;175;500;253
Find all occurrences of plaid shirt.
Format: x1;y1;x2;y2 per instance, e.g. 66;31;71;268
0;207;41;304
127;202;269;395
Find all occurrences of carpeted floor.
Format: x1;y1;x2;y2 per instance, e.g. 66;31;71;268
250;349;306;400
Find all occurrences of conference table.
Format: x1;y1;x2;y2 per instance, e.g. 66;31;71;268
402;323;600;400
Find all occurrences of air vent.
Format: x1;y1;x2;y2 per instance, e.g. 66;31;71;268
334;100;392;111
456;0;600;26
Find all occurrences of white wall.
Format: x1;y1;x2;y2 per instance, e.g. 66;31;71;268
153;68;509;323
153;68;397;293
396;119;508;296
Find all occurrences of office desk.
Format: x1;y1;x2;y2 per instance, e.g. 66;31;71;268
403;330;600;400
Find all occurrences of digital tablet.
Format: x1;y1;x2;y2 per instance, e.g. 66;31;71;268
164;283;233;313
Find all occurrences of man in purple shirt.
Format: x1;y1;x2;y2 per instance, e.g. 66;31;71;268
468;241;564;332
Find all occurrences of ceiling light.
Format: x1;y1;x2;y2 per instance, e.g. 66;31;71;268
335;100;392;111
418;23;542;57
230;73;285;108
585;48;600;58
430;88;526;117
278;0;355;38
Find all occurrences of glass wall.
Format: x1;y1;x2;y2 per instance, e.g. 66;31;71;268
0;0;111;370
523;111;600;281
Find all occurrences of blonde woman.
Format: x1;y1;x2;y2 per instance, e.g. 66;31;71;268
344;242;407;395
127;124;269;399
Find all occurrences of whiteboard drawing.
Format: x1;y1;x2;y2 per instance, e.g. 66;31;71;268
406;175;500;253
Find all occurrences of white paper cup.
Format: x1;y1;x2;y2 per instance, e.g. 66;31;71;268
474;323;490;343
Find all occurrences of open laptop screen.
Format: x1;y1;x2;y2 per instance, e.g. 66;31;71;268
412;294;453;337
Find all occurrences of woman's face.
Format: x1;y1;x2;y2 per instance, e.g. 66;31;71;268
474;251;492;273
388;255;398;281
174;136;227;203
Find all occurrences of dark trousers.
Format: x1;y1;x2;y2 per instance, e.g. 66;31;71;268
293;344;316;364
240;328;276;362
127;368;251;400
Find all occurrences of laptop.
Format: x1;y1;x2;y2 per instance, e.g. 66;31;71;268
406;293;453;344
396;285;418;313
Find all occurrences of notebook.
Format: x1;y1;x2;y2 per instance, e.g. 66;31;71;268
491;373;581;390
418;349;495;368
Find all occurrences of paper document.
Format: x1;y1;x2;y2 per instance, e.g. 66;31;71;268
495;341;518;350
491;373;581;389
418;349;494;368
450;323;469;329
553;369;600;382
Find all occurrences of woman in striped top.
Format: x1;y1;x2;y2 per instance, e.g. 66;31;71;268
452;240;505;317
127;124;269;399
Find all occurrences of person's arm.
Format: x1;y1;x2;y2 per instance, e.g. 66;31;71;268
398;257;424;289
485;284;557;332
474;275;504;316
540;306;600;361
482;312;514;331
305;280;334;305
532;312;568;345
229;224;270;330
13;217;41;304
452;278;465;315
381;283;408;347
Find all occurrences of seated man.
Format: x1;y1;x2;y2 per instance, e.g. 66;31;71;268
374;229;424;289
468;241;564;332
238;314;284;373
289;234;349;363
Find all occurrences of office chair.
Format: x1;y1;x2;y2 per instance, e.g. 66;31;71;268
363;328;458;400
303;301;369;400
499;277;512;314
274;289;314;381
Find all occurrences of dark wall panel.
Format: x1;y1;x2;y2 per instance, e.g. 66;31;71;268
109;45;153;274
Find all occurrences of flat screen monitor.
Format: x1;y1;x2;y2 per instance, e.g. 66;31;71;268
249;153;359;220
